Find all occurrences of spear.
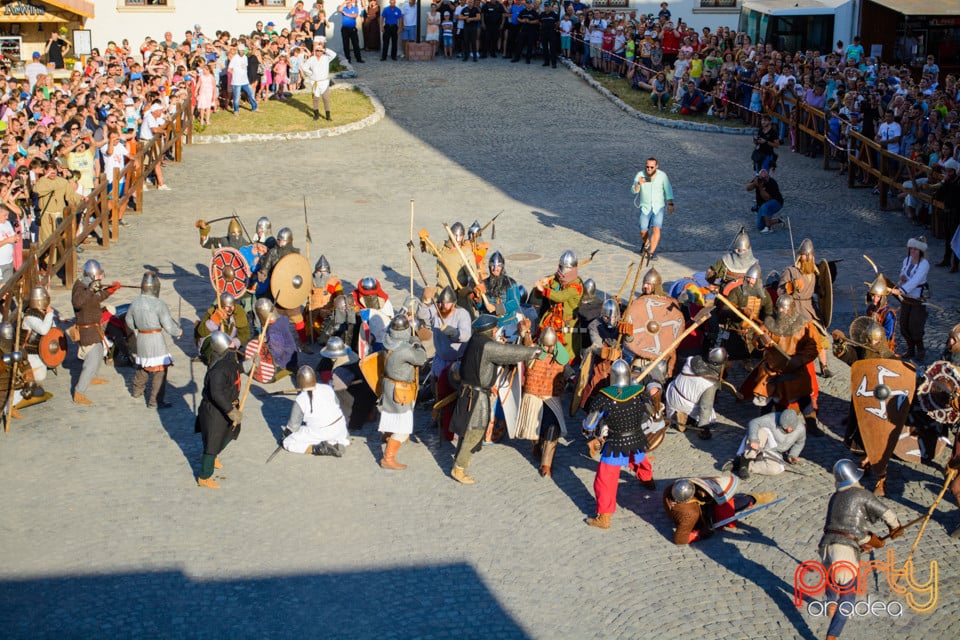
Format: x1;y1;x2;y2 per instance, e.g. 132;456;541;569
442;223;492;309
303;196;313;345
614;262;636;303
714;292;790;360
409;199;415;297
633;305;715;383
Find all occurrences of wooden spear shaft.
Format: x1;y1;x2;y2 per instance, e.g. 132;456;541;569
442;223;492;309
633;305;715;383
409;199;414;297
714;292;790;360
904;468;958;566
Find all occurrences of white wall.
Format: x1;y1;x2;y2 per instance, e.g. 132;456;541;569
626;1;741;34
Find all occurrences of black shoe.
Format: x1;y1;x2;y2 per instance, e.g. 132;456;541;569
325;111;331;121
380;57;386;61
697;425;712;440
356;58;365;63
738;461;751;480
511;58;520;63
148;400;173;409
552;64;557;68
542;62;550;66
392;56;397;61
313;109;320;121
805;417;824;437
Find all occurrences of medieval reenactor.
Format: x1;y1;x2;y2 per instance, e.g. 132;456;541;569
252;298;298;381
705;230;756;290
450;314;540;484
307;255;345;341
195;216;245;251
16;286;58;411
865;273;897;353
281;365;350;457
534;250;584;361
253;216;275;252
479;251;516;315
726;408;805;478
578;298;632;412
378;315;428;470
663;475;777;545
890;236;930;361
741;295;823;436
516;327;571;478
425;285;472;442
576;278;602;330
126;271;182;408
317;294;358;350
196;292;250;365
257;227;312;350
664;347;728;440
779;237;833;377
71;259;121;406
195;331;243;489
419;221;471;293
816;460;903;638
318;336;376;431
716;262;772;358
583;359;658;530
352;276;394;357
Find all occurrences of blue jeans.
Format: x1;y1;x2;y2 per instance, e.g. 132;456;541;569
231;83;258;113
826;580;856;637
756;199;782;230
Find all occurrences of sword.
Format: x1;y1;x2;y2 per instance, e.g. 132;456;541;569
202;214;241;226
712;496;786;529
265;443;284;464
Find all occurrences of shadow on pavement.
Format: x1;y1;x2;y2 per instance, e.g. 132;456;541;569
0;563;530;640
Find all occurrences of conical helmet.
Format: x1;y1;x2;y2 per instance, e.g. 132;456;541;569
438;285;457;305
296;365;317;390
539;326;558;348
488;251;505;270
314;255;331;275
671;479;694;503
600;298;620;328
468;220;482;240
798;238;814;258
140;270;160;296
833;459;864;490
610;359;630;388
209;330;231;355
219;292;236;311
733;230;751;255
277;227;293;247
559;250;578;270
582;278;596;297
745;262;762;283
28;286;50;311
642;268;662;291
450;222;465;243
254;298;276;327
256;216;271;236
82;259;103;280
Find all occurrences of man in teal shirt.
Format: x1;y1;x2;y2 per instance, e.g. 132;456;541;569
630;156;674;261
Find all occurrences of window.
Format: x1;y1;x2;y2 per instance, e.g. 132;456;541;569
124;0;170;5
243;1;289;6
699;0;738;8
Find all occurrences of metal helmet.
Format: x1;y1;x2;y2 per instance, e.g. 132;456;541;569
228;218;243;239
539;326;558;348
140;271;160;296
255;216;272;236
438;285;457;305
600;298;620;328
320;336;350;360
219;292;236;311
798;237;814;258
468;220;482;240
254;298;276;327
833;458;864;490
360;277;377;292
472;313;499;334
610;359;631;388
209;330;231;355
0;321;14;342
333;295;348;314
82;259;103;280
450;222;466;243
733;230;751;255
865;322;885;346
488;251;505;271
642;268;662;291
295;365;317;390
28;286;50;311
276;227;293;247
583;278;596;297
314;255;331;275
671;479;695;503
867;273;890;298
400;295;420;317
776;295;796;317
745;262;762;283
389;313;411;335
708;347;728;366
559;250;578;270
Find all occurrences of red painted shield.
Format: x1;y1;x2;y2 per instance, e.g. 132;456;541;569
244;338;275;383
210;248;250;299
38;327;67;367
916;360;960;425
851;359;917;467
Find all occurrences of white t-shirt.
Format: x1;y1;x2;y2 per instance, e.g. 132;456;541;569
228;53;249;86
24;61;48;89
877;121;902;153
560;19;572;36
401;3;419;27
100;141;131;181
0;220;15;268
139;110;164;141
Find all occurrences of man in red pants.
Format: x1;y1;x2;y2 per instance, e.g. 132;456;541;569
583;359;658;530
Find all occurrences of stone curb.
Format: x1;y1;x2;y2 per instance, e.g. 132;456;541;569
563;59;755;136
192;81;384;145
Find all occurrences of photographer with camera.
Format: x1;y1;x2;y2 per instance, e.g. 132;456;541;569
751;114;779;173
746;168;784;234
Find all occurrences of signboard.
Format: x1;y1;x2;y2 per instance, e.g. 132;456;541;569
591;0;630;7
73;28;90;56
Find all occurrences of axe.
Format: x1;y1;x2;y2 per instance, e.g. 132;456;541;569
714;293;790;361
579;249;600;267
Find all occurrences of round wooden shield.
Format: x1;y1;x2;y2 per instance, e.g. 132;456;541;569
916;360;960;425
624;294;685;358
270;253;312;309
38;327;67;367
210;248;250;299
816;258;833;329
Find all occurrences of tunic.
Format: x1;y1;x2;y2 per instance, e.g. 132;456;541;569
283;384;350;452
378;331;428;435
126;294;181;369
195;352;242;455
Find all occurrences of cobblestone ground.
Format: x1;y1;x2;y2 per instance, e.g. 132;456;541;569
1;58;957;639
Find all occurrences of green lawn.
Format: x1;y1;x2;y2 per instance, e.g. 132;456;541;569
586;71;751;129
196;87;375;136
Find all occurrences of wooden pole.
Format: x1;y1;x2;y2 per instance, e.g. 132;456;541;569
409;199;414;297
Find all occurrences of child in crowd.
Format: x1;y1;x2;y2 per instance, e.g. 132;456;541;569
602;25;615;74
689;51;703;86
613;27;626;77
273;53;289;100
560;13;572;60
589;21;604;71
442;12;454;59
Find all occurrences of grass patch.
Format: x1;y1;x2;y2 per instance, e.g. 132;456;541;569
197;86;375;136
587;71;751;129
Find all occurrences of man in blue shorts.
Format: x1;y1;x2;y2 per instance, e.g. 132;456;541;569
630;157;674;261
401;0;419;59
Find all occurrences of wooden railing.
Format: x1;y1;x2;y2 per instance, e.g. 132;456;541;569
0;98;194;315
760;90;946;236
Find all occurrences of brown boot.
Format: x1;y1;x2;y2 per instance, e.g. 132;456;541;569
540;439;557;478
380;438;407;470
587;437;603;460
214;457;223;470
197;476;221;489
586;513;611;529
674;412;688;432
749;492;778;507
451;465;476;484
73;392;93;405
90;377;110;385
10;407;23;419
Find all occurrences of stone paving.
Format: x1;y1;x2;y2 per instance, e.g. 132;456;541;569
1;57;958;640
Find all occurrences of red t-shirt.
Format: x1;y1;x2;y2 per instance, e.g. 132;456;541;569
662;29;680;54
602;32;614;52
